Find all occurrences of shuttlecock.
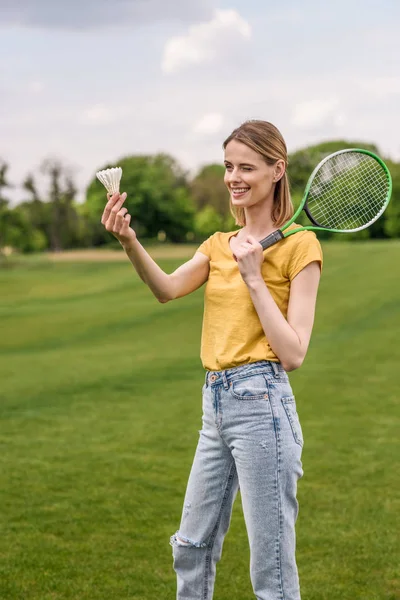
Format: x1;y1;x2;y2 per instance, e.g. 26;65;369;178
96;167;123;195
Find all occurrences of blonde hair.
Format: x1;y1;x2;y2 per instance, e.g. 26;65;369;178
223;120;293;227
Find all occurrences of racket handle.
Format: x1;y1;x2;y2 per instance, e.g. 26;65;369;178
259;229;284;250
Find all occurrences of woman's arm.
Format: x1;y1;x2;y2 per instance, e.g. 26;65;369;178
122;241;210;303
232;233;321;371
246;261;321;371
101;191;210;302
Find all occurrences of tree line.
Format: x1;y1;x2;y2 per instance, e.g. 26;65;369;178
1;139;399;255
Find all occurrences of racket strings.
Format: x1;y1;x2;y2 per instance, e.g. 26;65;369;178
306;153;389;231
310;161;387;228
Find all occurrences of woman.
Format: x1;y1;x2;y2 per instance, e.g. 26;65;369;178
101;120;322;600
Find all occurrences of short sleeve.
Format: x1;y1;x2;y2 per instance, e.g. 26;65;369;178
287;231;323;281
196;233;214;260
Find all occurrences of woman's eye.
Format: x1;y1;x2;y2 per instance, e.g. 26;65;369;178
224;165;253;172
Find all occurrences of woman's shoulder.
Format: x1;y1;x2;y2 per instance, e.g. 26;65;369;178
279;224;322;252
280;224;323;278
284;223;319;240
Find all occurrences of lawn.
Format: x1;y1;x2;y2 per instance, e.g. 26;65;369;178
0;241;399;599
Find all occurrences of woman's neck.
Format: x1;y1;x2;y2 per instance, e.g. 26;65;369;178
239;200;276;239
238;221;277;240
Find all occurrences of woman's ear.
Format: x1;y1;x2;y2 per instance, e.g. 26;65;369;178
273;159;286;182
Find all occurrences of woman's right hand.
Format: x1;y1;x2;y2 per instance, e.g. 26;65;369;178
101;192;137;248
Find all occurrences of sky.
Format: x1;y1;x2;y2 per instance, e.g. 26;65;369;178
1;0;399;204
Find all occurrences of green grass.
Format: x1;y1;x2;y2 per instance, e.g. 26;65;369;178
0;242;399;600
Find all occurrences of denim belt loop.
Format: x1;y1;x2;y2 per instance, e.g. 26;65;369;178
271;361;280;378
222;370;229;390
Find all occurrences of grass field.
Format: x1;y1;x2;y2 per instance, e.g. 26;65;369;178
0;242;399;600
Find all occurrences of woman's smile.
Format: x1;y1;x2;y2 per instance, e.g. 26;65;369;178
230;186;250;199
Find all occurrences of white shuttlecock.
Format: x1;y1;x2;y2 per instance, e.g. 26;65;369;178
96;167;123;195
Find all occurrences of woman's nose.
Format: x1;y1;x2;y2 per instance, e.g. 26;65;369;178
227;169;241;183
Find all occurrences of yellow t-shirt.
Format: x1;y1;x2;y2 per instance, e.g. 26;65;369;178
196;224;323;371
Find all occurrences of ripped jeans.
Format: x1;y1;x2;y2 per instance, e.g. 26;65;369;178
170;360;304;600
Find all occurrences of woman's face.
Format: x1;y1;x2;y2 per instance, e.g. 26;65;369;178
224;139;284;208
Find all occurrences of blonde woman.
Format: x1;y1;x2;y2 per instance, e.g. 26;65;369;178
101;120;322;600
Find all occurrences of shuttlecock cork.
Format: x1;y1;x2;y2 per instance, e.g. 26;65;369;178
96;167;123;195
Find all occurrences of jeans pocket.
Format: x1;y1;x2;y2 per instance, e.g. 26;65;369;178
230;373;269;401
281;396;304;447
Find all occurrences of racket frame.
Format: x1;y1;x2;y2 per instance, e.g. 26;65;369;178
259;148;392;250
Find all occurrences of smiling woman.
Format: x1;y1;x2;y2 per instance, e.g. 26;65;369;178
100;119;322;600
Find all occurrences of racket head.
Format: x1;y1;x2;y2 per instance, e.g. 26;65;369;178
302;148;392;233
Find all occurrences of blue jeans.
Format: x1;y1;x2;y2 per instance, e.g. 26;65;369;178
170;360;304;600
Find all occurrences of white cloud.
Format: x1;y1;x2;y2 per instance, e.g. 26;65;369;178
291;98;344;129
193;112;224;135
162;9;251;74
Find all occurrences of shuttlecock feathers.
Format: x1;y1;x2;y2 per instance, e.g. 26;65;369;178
96;167;123;194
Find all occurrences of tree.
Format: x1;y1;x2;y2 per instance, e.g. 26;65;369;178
18;174;51;249
84;154;195;243
3;205;47;253
41;159;63;251
194;205;225;239
60;175;81;248
0;160;13;261
190;164;230;218
41;159;81;251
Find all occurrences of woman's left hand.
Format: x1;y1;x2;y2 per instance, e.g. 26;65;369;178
233;235;264;285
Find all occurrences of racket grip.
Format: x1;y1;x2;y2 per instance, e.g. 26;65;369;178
259;230;284;250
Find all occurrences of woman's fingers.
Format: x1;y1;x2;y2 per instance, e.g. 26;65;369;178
121;213;132;232
101;192;126;223
101;192;118;223
114;207;129;228
234;243;261;266
116;207;128;218
99;191;137;246
246;234;258;244
102;192;127;229
235;242;254;258
231;236;263;263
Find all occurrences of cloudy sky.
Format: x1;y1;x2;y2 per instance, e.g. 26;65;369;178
1;0;399;203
